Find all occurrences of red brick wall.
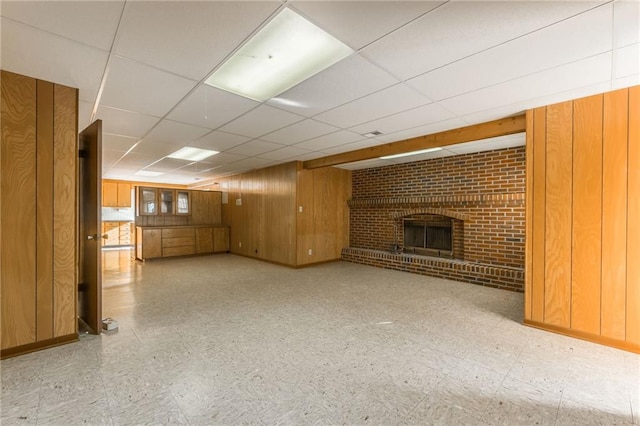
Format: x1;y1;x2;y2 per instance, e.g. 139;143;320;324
349;147;525;269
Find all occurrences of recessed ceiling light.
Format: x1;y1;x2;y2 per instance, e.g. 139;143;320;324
205;8;353;102
380;147;443;160
134;170;164;177
363;131;383;138
167;147;219;162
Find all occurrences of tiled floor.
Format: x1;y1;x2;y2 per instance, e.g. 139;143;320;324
1;251;639;425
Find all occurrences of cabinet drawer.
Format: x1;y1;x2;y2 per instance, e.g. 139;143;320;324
162;236;195;248
163;245;195;257
162;228;195;238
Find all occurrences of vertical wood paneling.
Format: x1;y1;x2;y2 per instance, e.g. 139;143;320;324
296;168;315;265
1;71;37;350
531;107;547;322
36;79;54;341
525;110;534;320
544;101;573;328
627;86;640;345
52;84;77;337
571;94;603;334
601;89;628;341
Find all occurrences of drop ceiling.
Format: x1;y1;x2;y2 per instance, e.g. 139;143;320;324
1;1;638;184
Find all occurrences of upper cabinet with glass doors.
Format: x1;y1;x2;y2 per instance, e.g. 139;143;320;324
139;187;157;215
137;186;191;216
176;191;190;215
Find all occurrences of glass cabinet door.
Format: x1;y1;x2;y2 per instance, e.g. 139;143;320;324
140;188;157;215
159;189;175;215
176;191;190;215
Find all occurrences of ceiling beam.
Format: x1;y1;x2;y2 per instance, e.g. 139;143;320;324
303;114;526;170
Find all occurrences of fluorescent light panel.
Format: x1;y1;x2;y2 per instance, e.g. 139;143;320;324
167;147;219;162
134;170;164;177
380;147;443;160
205;8;353;102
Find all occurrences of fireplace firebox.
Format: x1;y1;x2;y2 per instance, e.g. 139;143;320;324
403;217;453;257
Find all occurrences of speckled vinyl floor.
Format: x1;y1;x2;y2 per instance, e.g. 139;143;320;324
1;252;639;425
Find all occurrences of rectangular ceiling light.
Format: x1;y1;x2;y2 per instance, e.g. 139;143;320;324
205;8;353;102
167;147;219;162
134;170;164;177
380;147;443;160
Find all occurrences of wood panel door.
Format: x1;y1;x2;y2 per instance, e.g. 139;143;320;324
79;120;102;334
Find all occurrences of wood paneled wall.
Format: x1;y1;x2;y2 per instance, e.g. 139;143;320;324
222;162;351;267
525;86;639;353
1;70;78;356
296;167;351;266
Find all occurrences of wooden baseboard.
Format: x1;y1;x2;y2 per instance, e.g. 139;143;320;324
1;333;78;359
524;320;640;354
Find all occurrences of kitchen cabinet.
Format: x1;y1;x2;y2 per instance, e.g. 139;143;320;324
159;189;175;215
102;182;131;207
136;228;162;260
176;190;190;215
139;187;158;215
135;226;229;260
102;222;134;246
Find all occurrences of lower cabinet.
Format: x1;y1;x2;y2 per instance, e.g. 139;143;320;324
136;226;229;260
102;222;134;246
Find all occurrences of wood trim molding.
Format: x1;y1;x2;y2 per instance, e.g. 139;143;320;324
524;319;640;354
303;114;526;169
0;333;78;359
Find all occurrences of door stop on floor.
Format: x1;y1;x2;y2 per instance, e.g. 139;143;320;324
102;318;119;331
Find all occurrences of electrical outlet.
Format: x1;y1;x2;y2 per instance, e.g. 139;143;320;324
298;206;303;213
236;198;242;206
239;242;242;248
308;249;312;256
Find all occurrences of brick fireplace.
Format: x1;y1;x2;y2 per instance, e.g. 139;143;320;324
343;147;525;292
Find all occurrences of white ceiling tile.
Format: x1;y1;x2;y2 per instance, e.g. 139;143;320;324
407;5;613;101
372;117;469;144
78;101;93;131
1;18;108;103
226;140;285;157
290;1;444;50
261;119;339;145
167;85;259;130
219;105;304;138
293;130;365;151
314;84;431;128
349;102;456;135
460;81;614;125
320;138;386;155
131;140;181;158
614;43;640;79
266;54;399;117
103;133;139;152
612;74;640;90
440;53;612;116
143;120;210;146
100;57;197;117
1;1;124;51
191;131;250;153
95;105;159;138
113;152;159;169
257;146;314;161
614;0;640;48
115;1;279;79
103;149;126;171
195;152;246;167
362;1;606;80
290;151;329;162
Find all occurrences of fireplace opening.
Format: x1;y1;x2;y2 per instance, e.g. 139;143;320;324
403;217;453;257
